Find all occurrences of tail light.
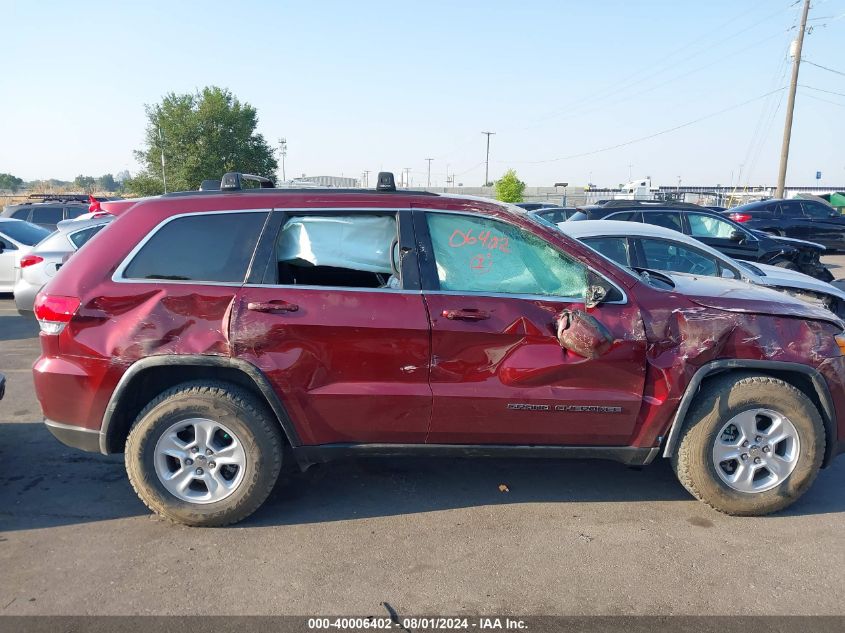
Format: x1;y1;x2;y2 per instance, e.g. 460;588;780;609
33;293;80;335
729;212;752;223
20;255;44;268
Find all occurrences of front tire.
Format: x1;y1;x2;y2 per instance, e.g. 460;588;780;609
671;373;825;516
125;381;283;527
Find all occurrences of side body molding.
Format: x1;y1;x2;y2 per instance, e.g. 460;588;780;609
661;359;837;466
98;354;302;454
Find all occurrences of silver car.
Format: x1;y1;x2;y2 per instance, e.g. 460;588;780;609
14;217;112;313
0;219;51;293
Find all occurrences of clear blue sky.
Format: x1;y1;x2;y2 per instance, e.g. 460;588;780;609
2;0;843;187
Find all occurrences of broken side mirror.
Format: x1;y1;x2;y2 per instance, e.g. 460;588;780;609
584;270;612;309
556;309;614;359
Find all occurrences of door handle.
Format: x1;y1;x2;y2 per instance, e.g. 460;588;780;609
441;308;490;321
247;300;299;313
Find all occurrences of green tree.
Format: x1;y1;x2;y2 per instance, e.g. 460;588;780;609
494;169;526;203
0;173;23;192
129;86;278;195
97;173;117;191
74;175;96;192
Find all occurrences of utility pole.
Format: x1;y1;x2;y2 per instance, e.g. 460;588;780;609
481;131;495;186
425;158;433;188
403;167;411;188
776;0;810;199
363;170;370;188
278;138;288;182
158;124;167;193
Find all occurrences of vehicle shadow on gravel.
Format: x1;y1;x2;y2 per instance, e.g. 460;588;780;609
2;421;844;531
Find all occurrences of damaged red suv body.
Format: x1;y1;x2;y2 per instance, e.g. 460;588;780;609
34;173;845;525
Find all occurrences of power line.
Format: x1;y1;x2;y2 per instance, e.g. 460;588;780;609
801;92;845;108
803;59;845;77
519;0;795;131
799;84;845;98
503;87;786;166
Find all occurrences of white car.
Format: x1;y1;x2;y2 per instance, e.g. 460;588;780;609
0;219;51;293
13;217;112;312
557;220;845;317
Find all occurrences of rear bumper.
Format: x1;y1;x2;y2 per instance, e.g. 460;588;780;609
44;419;101;453
13;277;40;313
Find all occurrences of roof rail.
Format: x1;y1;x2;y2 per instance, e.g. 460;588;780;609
219;172;275;191
597;199;705;210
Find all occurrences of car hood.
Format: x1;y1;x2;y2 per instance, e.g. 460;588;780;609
663;272;843;326
753;230;825;251
751;263;845;301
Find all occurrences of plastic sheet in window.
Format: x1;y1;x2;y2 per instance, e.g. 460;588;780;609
277;215;395;273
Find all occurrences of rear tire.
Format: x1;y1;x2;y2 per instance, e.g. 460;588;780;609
125;381;283;527
671;373;824;516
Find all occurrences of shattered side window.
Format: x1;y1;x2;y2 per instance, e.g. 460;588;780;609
426;213;588;298
275;214;400;289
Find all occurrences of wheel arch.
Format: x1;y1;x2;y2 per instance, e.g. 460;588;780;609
661;359;837;467
99;355;302;454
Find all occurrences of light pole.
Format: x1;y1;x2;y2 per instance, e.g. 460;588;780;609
425;158;433;188
482;131;495;186
278;138;287;182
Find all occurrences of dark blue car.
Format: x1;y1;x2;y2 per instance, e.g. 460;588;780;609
725;199;845;252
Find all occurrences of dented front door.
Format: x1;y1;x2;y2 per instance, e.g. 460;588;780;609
416;210;648;445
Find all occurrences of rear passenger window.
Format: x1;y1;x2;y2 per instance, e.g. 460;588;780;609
123;212;267;282
65;207;85;219
11;209;30;220
31;207;63;225
642;212;682;232
275;214;399;288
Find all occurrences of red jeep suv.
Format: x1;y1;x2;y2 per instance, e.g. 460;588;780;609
33;172;845;526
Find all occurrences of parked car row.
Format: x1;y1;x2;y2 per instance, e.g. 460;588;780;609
16;171;845;527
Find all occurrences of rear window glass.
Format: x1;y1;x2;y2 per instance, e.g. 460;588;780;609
0;220;51;245
123;212;267;282
69;224;106;248
31;207;63;224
